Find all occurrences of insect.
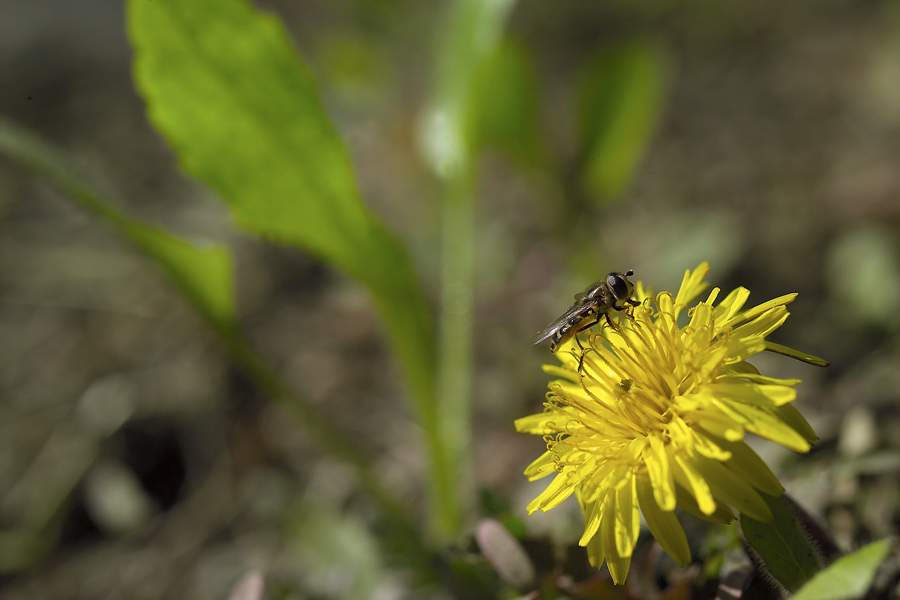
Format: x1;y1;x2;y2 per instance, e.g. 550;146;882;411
532;270;640;353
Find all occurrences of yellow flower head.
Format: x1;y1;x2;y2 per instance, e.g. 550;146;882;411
516;263;824;584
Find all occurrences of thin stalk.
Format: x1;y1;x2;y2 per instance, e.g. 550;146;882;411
434;169;477;539
421;0;518;541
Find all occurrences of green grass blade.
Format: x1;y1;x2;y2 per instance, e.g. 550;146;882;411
578;40;667;200
0;118;234;330
465;37;545;168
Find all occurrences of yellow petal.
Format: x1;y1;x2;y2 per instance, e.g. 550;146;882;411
694;346;730;386
720;402;811;453
675;482;735;524
642;435;676;510
672;453;716;515
674;263;711;316
722;337;768;364
722;293;797;329
690;429;732;461
636;475;691;565
515;413;556;435
614;475;640;558
578;459;617;504
687;454;773;522
585;528;605;569
606;552;632;586
600;493;632;584
704;435;784;497
731;306;789;341
691;405;746;441
717;370;802;387
714;287;750;326
578;491;605;546
706;382;797;407
723;360;761;375
689;294;717;330
523;449;560;481
772;403;819;445
634;280;652;302
527;471;577;513
541;364;580;382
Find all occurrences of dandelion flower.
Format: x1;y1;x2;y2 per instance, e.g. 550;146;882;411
516;263;825;584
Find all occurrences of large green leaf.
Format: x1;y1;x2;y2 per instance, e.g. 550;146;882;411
741;493;823;591
792;539;893;600
578;40;667;200
127;0;435;411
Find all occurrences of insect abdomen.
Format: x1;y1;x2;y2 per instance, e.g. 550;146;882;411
549;309;595;352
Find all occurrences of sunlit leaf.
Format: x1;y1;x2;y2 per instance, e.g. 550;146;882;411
578;40;667;200
127;0;435;410
792;539;893;600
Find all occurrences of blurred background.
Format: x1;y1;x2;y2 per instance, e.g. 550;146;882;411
2;0;900;598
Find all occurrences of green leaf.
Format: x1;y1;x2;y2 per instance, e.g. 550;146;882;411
122;222;234;328
466;37;545;168
0;117;234;330
792;539;893;600
741;493;823;591
578;39;667;200
127;0;435;412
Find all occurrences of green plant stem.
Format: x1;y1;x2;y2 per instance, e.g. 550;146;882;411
422;0;518;542
434;169;477;539
0;116;423;551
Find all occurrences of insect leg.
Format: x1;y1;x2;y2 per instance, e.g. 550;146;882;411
578;345;599;374
572;314;601;368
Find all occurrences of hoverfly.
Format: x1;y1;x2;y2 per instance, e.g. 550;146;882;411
533;270;640;353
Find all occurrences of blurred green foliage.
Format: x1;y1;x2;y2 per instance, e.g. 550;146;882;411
578;40;667;201
466;38;545;168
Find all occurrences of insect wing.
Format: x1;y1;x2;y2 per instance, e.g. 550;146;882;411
531;300;593;345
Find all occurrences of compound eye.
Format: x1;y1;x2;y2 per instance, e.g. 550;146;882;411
607;274;629;300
